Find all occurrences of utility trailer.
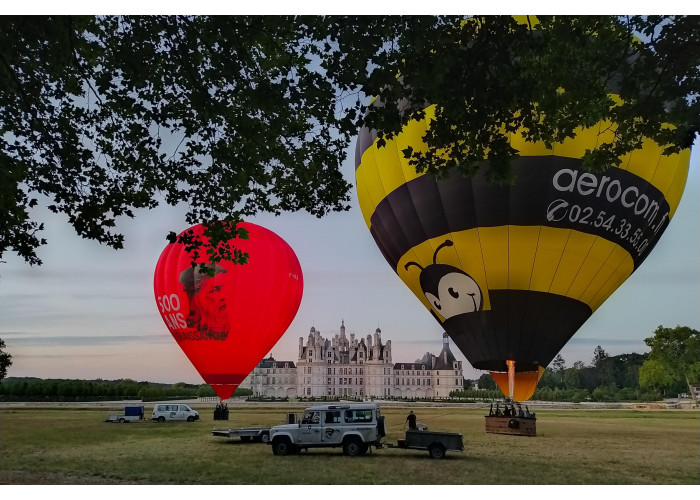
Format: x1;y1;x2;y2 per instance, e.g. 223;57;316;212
386;429;464;459
105;405;145;423
212;427;271;443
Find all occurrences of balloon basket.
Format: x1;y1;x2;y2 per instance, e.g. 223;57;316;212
213;407;229;421
484;416;536;437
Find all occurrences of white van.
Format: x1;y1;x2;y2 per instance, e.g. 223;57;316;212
152;403;200;422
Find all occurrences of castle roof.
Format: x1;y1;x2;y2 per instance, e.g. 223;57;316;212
433;342;458;370
257;357;296;369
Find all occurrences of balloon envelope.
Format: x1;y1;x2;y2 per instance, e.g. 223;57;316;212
153;222;303;399
355;104;690;400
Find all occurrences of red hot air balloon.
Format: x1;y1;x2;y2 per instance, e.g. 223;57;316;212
153;222;303;399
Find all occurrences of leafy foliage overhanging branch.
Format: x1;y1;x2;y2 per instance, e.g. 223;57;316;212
1;15;698;267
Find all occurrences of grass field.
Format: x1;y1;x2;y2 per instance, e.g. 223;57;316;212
0;404;698;485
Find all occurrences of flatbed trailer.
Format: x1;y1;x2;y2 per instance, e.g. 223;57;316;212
105;405;145;423
385;429;464;459
212;427;271;443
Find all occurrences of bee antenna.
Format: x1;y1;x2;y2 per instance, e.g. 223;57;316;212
433;240;454;264
404;261;423;272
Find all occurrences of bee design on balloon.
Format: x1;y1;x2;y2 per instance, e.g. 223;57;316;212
404;239;483;322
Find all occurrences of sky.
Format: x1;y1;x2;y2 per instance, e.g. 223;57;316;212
1;133;698;384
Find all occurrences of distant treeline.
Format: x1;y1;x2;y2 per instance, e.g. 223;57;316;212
0;377;252;402
453;350;667;402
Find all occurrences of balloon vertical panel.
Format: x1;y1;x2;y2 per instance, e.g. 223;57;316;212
154;222;303;399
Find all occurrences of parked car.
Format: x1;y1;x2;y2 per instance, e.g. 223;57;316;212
268;403;385;456
151;403;199;422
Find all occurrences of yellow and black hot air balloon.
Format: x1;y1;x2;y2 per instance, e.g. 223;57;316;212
355;103;690;401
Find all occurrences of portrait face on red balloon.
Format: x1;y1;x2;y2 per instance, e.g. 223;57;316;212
154;222;303;399
179;264;230;338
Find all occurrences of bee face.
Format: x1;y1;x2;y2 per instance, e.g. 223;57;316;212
420;265;483;321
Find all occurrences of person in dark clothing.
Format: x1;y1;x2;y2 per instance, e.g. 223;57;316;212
405;410;417;430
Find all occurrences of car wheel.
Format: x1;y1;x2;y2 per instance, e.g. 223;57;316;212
187;416;194;422
428;443;446;459
158;416;165;423
343;437;363;456
272;437;294;456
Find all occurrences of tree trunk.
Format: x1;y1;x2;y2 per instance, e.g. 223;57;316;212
685;373;698;407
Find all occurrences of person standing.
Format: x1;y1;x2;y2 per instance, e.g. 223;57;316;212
405;410;417;430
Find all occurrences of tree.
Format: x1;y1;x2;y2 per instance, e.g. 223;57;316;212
477;373;497;390
592;345;609;368
551;353;566;385
643;325;700;403
563;366;583;390
0;339;12;382
639;358;675;393
2;16;698;267
538;368;560;389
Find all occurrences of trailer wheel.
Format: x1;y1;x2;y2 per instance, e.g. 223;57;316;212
272;437;295;456
428;443;446;459
261;432;270;443
118;418;126;423
343;436;364;456
157;416;165;423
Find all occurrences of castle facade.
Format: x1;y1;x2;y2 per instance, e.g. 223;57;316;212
243;321;464;399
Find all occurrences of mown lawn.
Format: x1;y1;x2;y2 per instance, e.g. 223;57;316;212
0;405;698;484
